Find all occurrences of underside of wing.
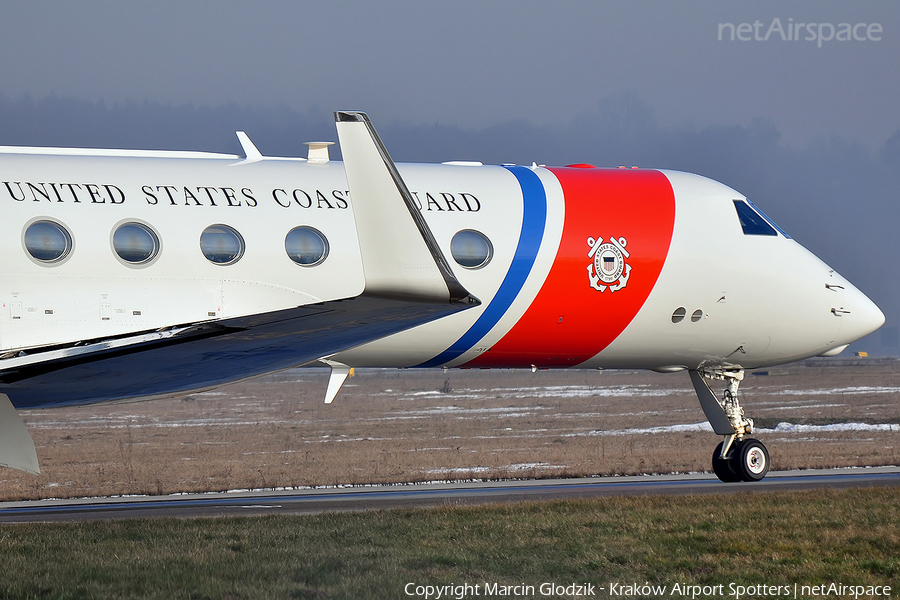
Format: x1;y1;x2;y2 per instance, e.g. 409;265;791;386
0;295;470;408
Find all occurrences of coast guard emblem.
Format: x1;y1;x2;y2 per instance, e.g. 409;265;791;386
587;235;631;292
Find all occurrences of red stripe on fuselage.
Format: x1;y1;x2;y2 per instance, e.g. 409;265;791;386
466;167;676;368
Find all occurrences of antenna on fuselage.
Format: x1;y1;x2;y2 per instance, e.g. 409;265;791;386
305;141;334;163
235;131;263;162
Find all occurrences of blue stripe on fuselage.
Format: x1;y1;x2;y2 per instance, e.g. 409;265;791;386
417;166;548;368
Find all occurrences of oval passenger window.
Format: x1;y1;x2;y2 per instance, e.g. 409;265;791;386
450;229;493;269
200;224;245;265
113;222;160;264
285;226;329;266
24;220;73;263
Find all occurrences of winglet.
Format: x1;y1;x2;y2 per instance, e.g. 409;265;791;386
335;111;475;305
0;394;40;475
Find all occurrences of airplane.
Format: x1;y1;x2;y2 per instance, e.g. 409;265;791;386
0;111;884;483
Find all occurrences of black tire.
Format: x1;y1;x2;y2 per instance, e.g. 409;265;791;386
712;441;742;482
736;438;769;481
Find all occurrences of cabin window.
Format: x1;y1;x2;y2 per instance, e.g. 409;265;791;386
113;222;160;265
24;220;73;263
200;224;245;265
285;226;329;266
451;229;493;269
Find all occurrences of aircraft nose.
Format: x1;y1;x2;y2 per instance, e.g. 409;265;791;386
841;284;885;343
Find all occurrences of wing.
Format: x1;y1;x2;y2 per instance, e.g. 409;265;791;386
0;112;478;410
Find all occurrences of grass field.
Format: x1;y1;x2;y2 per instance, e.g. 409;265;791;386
1;362;898;598
0;487;897;599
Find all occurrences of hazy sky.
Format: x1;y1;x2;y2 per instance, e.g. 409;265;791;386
1;1;898;347
1;1;897;150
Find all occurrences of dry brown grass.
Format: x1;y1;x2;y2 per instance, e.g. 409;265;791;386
2;359;898;501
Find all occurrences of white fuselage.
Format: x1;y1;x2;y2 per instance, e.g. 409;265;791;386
0;148;883;408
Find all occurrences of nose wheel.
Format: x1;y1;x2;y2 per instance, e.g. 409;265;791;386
713;437;769;482
691;368;770;482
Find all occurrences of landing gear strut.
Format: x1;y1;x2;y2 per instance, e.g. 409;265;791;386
690;368;769;482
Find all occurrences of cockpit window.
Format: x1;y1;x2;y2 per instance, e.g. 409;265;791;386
746;199;791;239
733;200;778;236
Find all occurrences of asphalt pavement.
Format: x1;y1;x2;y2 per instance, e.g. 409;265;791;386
0;466;897;523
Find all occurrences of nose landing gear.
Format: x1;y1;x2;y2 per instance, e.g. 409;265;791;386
690;368;770;482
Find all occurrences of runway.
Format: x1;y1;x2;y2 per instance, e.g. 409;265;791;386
1;466;897;523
